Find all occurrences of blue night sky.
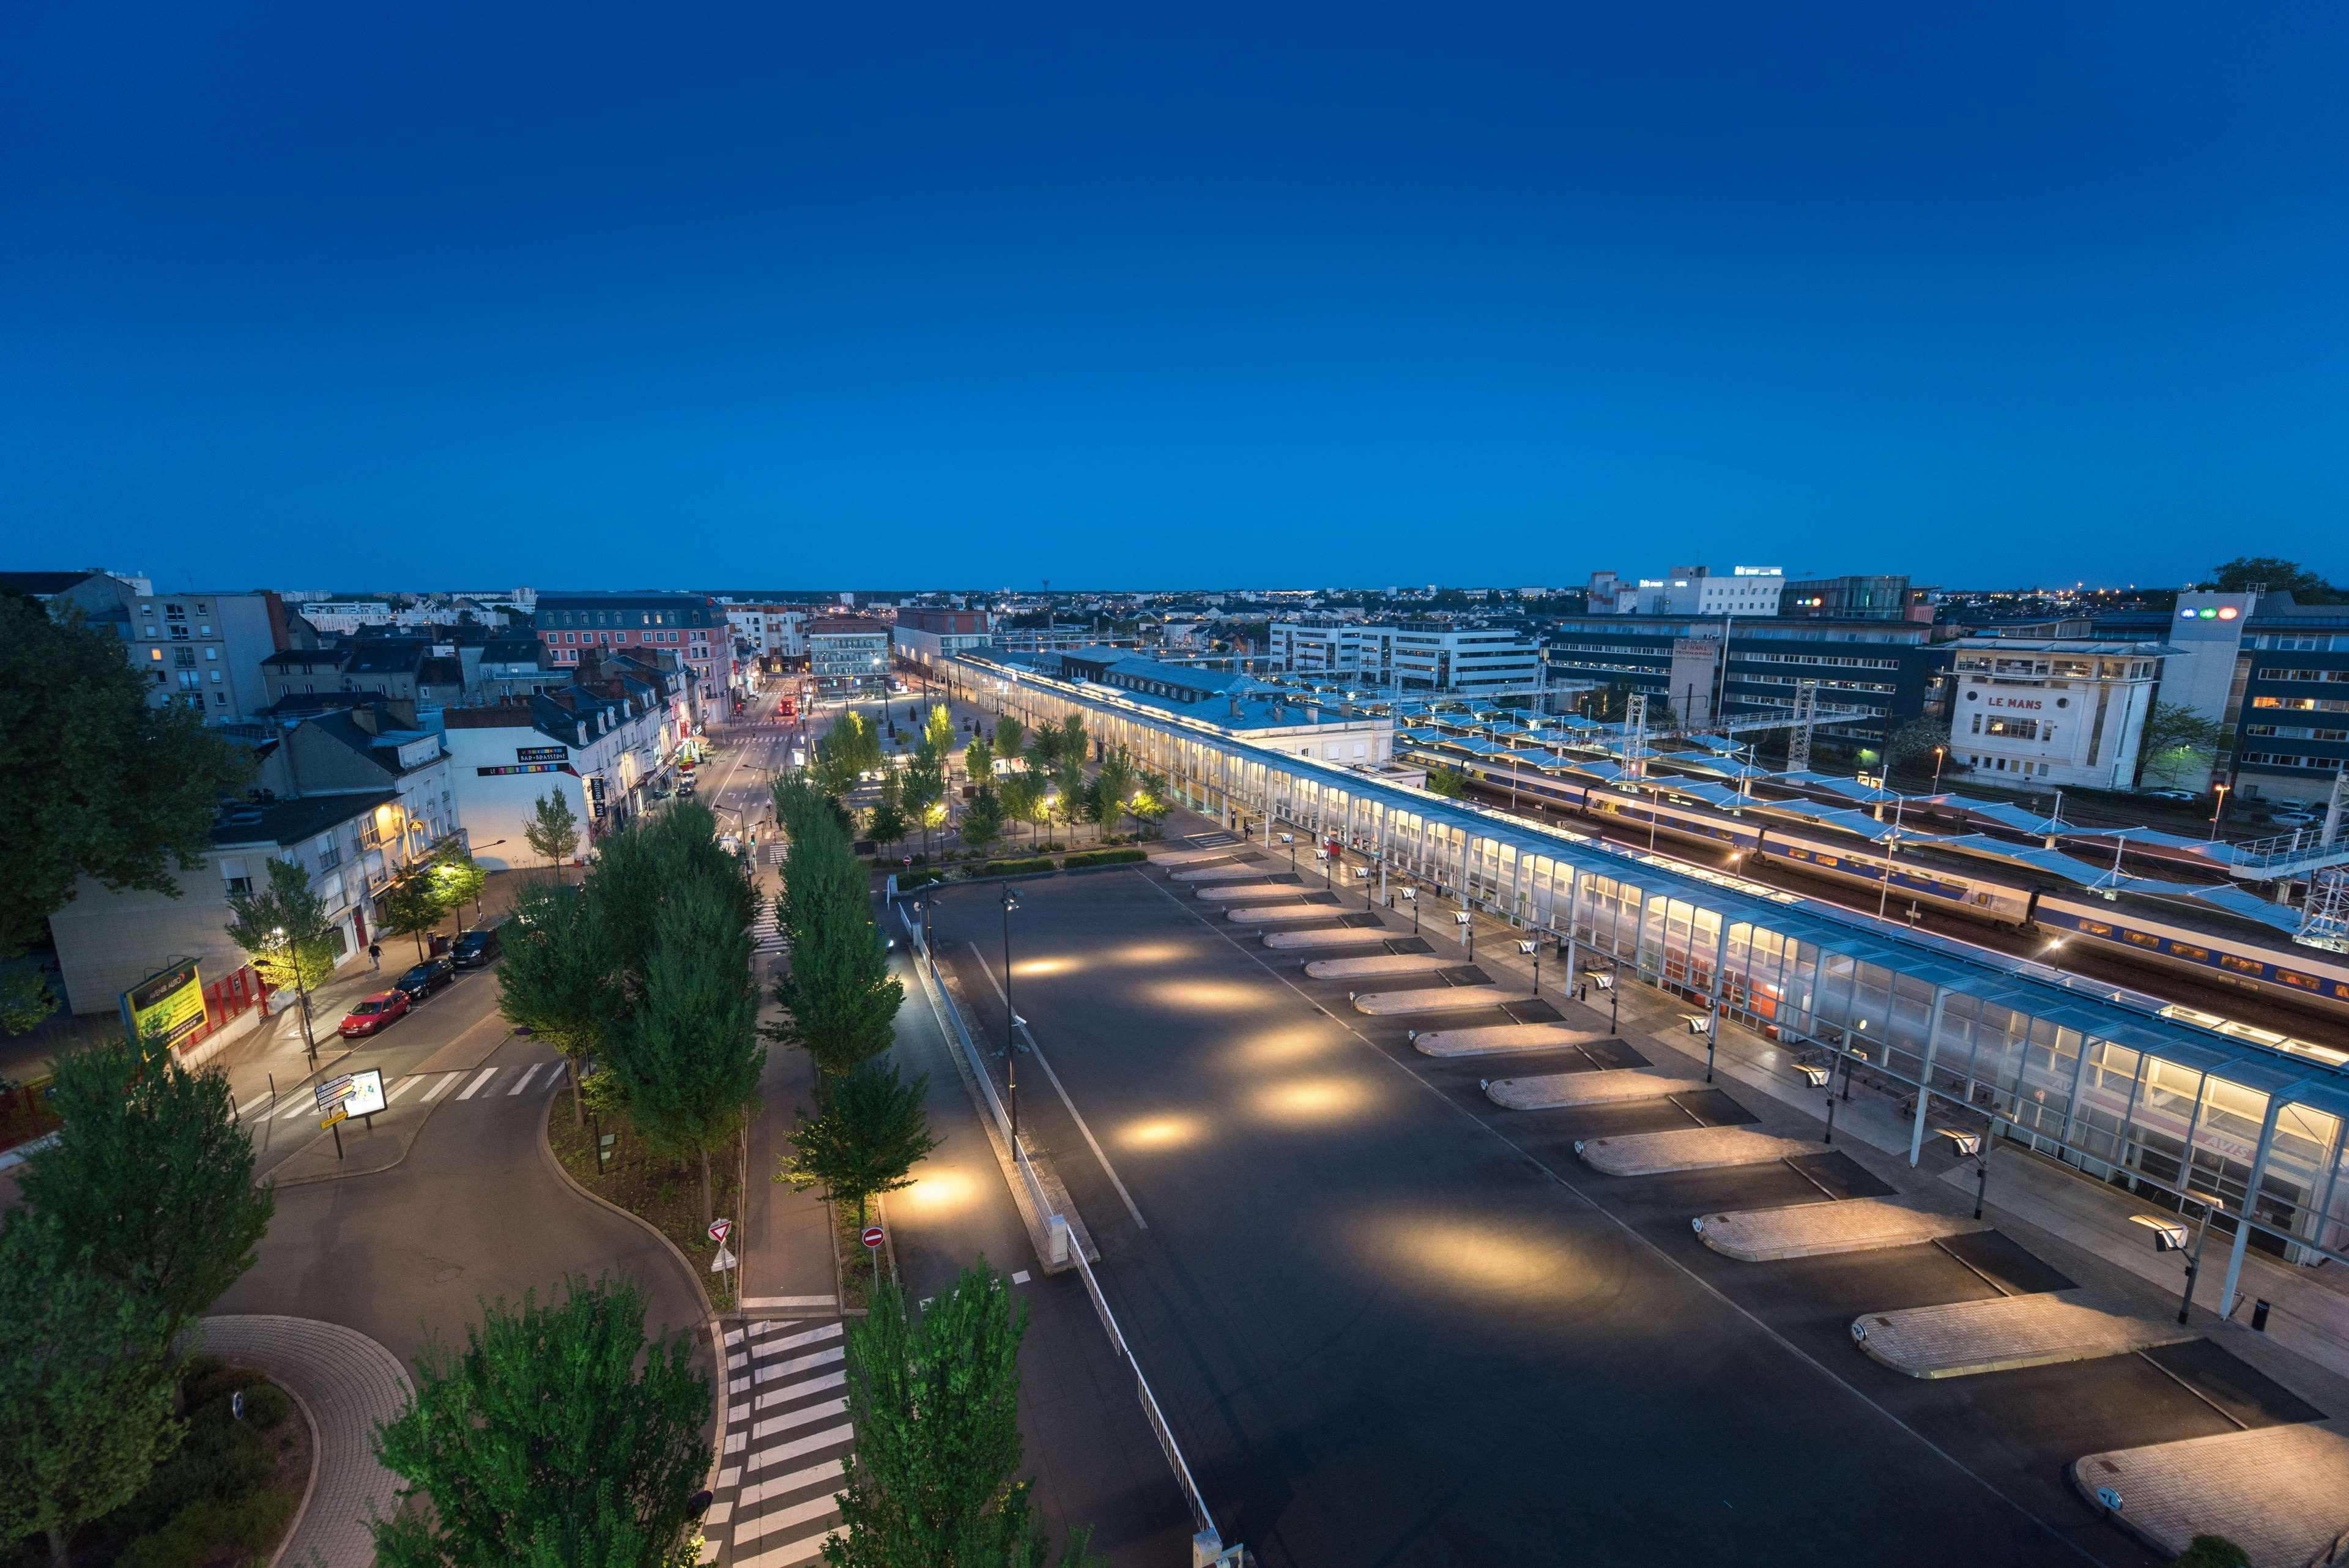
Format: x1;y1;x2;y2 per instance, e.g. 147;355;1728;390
4;2;2343;592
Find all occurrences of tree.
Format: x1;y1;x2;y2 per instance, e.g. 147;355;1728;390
2205;556;2339;603
992;716;1024;766
924;704;955;759
429;839;488;934
1051;751;1086;839
962;736;994;787
771;814;904;1080
1058;713;1087;765
1885;719;1952;778
997;773;1042;848
776;1060;939;1226
525;790;582;879
0;592;253;1028
497;880;620;1126
865;771;911;859
1426;766;1466;798
587;801;759;1003
1129;769;1171;830
1089;748;1137;841
825;1264;1097;1568
902;748;946;856
2140;700;2227;788
960;785;1004;856
608;877;765;1224
16;1033;273;1339
376;871;448;963
1024;723;1061;773
0;1221;186;1568
371;1274;713;1568
223;856;337;1055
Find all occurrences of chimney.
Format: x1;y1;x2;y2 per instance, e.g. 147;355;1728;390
351;704;381;736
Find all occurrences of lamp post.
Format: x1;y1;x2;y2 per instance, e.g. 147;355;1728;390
1931;746;1946;793
1000;887;1022;1142
2210;782;2232;841
272;924;317;1070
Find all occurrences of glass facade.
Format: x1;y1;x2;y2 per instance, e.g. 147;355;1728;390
956;652;2349;1292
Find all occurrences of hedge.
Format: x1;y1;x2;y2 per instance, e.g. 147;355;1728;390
973;857;1055;877
1061;848;1149;869
896;868;948;891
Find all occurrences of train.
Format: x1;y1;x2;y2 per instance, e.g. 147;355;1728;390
1421;748;2349;1025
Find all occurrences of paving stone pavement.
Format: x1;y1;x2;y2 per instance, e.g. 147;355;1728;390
1852;1288;2199;1379
1414;1022;1606;1057
1487;1067;1707;1110
1353;983;1526;1015
1197;882;1312;902
201;1314;413;1567
1575;1125;1821;1176
2071;1417;2349;1567
1694;1198;1989;1261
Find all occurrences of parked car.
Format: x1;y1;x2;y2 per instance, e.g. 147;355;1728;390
339;990;410;1038
451;927;502;968
2140;788;2199;803
2269;808;2320;828
393;957;456;1003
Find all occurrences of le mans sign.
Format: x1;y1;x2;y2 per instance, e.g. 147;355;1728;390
121;958;206;1051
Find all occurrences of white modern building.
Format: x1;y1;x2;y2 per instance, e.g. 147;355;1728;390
290;600;396;634
1948;637;2173;789
1270;620;1543;696
1592;566;1786;617
445;679;689;871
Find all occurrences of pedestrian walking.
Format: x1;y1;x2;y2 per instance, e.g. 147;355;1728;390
368;942;382;973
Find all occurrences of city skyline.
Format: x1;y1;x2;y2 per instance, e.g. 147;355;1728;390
7;1;2343;589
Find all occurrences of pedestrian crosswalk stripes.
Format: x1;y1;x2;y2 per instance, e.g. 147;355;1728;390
748;913;789;954
421;1070;463;1102
383;1074;421;1104
507;1061;545;1095
250;1064;562;1124
456;1066;499;1100
703;1319;855;1568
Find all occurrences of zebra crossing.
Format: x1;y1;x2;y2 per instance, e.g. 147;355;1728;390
749;912;790;956
1186;829;1239;849
235;1060;566;1124
705;1320;856;1566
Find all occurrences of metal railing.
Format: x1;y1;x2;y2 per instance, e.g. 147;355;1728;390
896;899;1232;1561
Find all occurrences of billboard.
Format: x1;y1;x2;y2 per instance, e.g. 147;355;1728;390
121;959;206;1051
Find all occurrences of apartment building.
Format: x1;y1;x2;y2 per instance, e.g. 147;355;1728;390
533;590;737;714
1270;619;1543;694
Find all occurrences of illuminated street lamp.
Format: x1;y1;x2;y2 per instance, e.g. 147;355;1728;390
271;924;317;1070
1000;887;1023;1142
2209;782;2232;841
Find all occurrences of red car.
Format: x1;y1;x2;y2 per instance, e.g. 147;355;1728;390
338;990;410;1038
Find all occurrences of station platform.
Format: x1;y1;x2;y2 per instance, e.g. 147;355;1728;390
1302;953;1458;980
1486;1067;1704;1110
1229;902;1345;924
1573;1126;1821;1176
1414;1022;1605;1057
1852;1288;2198;1379
1197;882;1307;902
1263;926;1394;949
1693;1198;1988;1262
1353;984;1526;1016
2071;1418;2349;1567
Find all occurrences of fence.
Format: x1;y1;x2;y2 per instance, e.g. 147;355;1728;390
897;899;1236;1563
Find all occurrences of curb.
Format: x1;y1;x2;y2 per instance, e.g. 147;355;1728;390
533;1090;729;1487
259;1373;323;1568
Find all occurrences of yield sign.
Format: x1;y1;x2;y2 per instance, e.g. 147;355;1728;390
708;1217;732;1245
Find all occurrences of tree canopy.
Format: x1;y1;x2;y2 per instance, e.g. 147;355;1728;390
2205;556;2339;603
525;791;582;875
0;593;253;1024
776;1060;939;1225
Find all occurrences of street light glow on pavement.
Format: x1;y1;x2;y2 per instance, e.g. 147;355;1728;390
1011;955;1079;978
1116;1115;1205;1150
1224;1024;1340;1070
1250;1076;1378;1124
896;1168;982;1218
1145;978;1260;1013
1108;941;1190;967
1370;1216;1595;1305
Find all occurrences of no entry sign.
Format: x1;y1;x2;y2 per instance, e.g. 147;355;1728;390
861;1225;884;1250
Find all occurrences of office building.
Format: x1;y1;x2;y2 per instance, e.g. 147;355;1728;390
1781;573;1915;620
805;615;891;692
1948;637;2170;788
1269;620;1543;695
1589;565;1786;617
892;606;995;672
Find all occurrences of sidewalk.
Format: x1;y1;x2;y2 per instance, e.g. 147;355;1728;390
201;1314;412;1568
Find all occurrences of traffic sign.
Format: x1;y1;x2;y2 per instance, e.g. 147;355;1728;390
861;1225;884;1250
710;1244;737;1273
319;1108;347;1130
314;1074;354;1112
708;1218;732;1245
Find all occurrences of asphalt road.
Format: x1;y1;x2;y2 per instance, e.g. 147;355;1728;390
927;866;2222;1568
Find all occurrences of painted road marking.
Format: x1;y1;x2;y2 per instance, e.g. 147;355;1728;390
749;1398;847;1441
507;1062;545;1096
741;1457;845;1510
744;1424;853;1473
383;1075;423;1104
423;1071;464;1102
733;1492;842;1547
456;1066;499;1100
752;1347;845;1386
753;1370;844;1411
237;1090;274;1119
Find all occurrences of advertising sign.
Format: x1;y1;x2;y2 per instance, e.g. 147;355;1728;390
516;745;568;764
343;1068;387;1119
121;959;206;1050
477;763;572;777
